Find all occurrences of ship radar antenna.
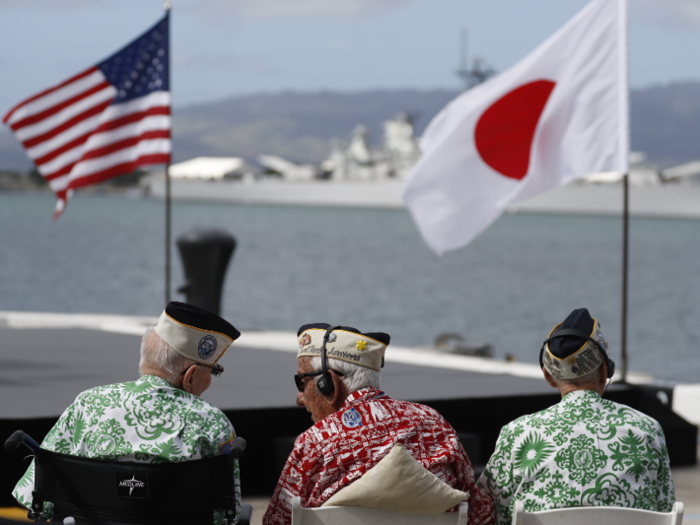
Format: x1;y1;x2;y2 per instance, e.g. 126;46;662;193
455;26;496;91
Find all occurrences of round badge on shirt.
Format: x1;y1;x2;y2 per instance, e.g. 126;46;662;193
341;407;363;429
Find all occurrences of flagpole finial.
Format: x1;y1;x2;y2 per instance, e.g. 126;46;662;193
165;1;171;10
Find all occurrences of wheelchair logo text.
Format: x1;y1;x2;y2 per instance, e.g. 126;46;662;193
117;472;149;498
120;476;145;495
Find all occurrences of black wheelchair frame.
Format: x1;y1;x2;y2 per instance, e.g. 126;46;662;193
5;430;252;525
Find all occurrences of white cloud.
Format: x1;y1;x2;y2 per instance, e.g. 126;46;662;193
0;0;93;8
174;51;281;76
632;0;700;28
187;0;413;18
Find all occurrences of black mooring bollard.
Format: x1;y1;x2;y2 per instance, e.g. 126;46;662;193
176;228;236;315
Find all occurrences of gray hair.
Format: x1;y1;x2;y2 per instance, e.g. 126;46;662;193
139;327;195;385
307;356;380;393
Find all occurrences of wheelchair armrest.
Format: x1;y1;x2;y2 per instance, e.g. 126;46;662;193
239;503;253;525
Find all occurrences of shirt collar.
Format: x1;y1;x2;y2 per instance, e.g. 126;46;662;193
561;389;601;403
142;374;176;389
341;387;389;409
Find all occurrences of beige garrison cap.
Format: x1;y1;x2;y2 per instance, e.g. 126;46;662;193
297;323;390;371
154;301;240;365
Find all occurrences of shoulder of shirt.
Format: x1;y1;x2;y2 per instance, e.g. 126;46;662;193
499;403;558;432
600;397;664;429
73;381;124;401
73;380;229;418
391;398;445;418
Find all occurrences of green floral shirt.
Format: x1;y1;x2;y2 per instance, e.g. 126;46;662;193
13;375;240;522
477;390;675;525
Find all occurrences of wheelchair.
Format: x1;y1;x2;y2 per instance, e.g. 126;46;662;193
5;430;252;525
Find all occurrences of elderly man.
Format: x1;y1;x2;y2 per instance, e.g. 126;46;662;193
12;301;242;521
478;308;675;525
263;323;494;525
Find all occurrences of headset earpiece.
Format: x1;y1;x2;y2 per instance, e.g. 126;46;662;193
605;358;615;379
316;374;333;396
317;325;341;397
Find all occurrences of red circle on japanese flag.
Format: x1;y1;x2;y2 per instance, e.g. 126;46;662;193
474;80;556;180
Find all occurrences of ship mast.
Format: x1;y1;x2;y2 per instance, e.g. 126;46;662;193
456;27;495;91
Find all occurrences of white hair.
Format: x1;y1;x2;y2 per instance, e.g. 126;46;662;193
139;327;195;385
307;356;380;393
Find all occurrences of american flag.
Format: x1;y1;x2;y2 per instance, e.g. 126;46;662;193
2;13;171;218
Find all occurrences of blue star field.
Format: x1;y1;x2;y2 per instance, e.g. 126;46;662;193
97;13;169;104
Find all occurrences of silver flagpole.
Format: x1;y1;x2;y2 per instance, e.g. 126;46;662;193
618;0;630;383
621;172;629;383
165;0;172;305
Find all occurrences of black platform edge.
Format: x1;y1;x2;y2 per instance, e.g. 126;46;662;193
1;383;696;506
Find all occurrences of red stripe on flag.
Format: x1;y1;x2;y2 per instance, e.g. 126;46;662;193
44;162;77;182
2;67;99;124
34;131;92;166
9;81;113;131
80;130;170;161
65;153;171;190
34;106;170;166
22;99;113;149
93;106;170;134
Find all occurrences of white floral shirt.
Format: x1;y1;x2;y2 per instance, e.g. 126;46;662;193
13;375;240;522
477;389;675;525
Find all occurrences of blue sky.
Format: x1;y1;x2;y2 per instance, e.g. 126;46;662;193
1;0;699;111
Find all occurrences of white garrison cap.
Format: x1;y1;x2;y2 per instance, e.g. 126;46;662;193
154;301;240;365
297;323;390;371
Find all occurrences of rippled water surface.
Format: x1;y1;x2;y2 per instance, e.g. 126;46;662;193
1;192;698;382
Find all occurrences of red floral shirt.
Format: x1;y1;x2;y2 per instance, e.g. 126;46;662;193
263;387;494;525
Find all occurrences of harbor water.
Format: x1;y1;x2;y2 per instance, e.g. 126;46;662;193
1;192;698;383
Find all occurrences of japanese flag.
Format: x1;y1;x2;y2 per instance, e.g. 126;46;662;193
402;0;629;255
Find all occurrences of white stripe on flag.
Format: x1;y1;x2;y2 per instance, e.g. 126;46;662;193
5;69;106;127
37;115;170;176
98;91;171;118
14;84;117;142
38;147;82;177
25;113;102;160
50;138;171;192
88;115;171;148
26;92;169;162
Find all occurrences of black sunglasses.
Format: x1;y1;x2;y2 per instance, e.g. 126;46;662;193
180;363;224;378
294;369;344;392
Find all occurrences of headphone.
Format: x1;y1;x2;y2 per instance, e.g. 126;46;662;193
317;325;343;396
539;327;615;379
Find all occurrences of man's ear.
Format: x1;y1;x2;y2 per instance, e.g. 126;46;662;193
182;364;196;393
327;371;347;410
543;367;558;388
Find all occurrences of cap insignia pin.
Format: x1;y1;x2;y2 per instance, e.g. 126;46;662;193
198;335;217;360
355;340;367;351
